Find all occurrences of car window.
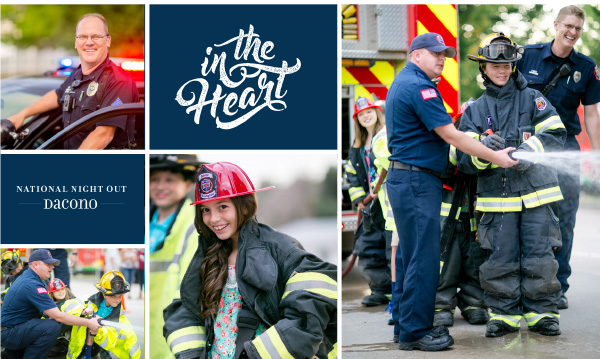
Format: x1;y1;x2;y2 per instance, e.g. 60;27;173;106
0;91;43;123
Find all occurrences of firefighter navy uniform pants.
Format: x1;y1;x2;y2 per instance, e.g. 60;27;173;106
1;318;61;359
556;135;581;294
388;168;442;342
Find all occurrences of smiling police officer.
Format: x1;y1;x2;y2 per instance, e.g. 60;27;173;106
516;5;600;310
6;13;139;149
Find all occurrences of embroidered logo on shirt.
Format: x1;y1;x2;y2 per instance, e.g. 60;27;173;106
535;97;546;111
421;89;438;101
111;97;123;106
595;65;600;81
523;132;531;142
37;287;48;294
529;70;539;76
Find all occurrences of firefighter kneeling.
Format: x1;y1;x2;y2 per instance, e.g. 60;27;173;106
63;270;141;359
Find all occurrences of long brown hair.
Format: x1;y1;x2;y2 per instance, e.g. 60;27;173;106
195;194;258;318
352;108;384;148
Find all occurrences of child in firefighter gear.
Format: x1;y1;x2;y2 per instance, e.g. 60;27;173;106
163;162;337;359
64;270;141;359
369;122;398;325
1;250;27;301
458;32;566;337
149;154;200;359
46;278;76;357
346;96;392;307
434;101;489;328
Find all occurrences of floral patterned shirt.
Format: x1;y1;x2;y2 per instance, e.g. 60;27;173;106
209;265;266;359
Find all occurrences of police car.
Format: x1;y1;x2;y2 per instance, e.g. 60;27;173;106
1;58;145;150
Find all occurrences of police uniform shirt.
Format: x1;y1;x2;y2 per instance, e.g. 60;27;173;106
55;55;139;149
1;268;57;327
385;61;453;174
517;41;600;136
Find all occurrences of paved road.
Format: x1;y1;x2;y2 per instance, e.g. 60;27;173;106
342;195;600;359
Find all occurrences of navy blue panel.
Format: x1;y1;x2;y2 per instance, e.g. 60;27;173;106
149;4;337;149
1;154;144;245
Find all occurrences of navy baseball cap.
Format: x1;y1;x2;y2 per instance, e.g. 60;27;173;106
29;249;61;266
409;33;457;58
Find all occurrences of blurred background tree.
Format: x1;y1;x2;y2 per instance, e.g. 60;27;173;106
458;4;600;103
1;4;144;58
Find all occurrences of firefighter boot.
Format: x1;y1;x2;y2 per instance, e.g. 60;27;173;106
398;326;454;351
433;310;454;327
558;292;569;310
361;292;390;307
461;307;489;325
485;321;519;337
529;318;561;336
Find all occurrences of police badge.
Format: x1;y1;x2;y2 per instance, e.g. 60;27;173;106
86;81;98;97
574;71;581;83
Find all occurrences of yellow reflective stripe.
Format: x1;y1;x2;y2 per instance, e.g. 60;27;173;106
490;163;499;169
345;163;356;175
471;155;490;170
522;136;544;153
440;202;451;217
535;115;564;133
470;217;477;232
98;336;109;349
283;272;337;300
524;312;560;326
449;145;457;166
465;131;480;140
476;197;522;212
372;129;387;143
521;186;563;208
328;342;338;359
129;341;141;358
490;312;522;328
349;187;366;202
253;326;294;359
167;326;206;354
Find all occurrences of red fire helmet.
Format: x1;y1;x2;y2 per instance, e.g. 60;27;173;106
191;162;275;205
353;96;382;119
48;278;66;293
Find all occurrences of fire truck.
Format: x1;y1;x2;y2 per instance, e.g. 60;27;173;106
341;4;460;258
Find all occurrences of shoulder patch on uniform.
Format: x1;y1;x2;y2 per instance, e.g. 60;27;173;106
595;65;599;81
535;97;547;111
420;88;438;101
37;287;48;294
111;97;124;106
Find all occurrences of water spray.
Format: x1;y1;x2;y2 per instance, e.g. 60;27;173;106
509;150;600;177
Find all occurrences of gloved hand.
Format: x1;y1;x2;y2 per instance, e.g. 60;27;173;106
480;133;505;151
509;150;533;171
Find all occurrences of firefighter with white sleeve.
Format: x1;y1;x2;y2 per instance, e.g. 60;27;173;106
457;32;566;337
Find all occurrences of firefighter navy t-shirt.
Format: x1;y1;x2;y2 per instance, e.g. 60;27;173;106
386;62;453;174
1;268;57;327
